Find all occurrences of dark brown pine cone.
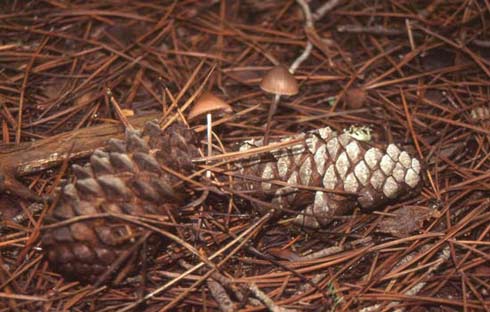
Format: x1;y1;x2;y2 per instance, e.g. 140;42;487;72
234;127;422;228
41;121;199;284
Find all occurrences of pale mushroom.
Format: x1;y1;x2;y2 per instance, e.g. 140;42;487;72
260;65;299;144
188;92;232;175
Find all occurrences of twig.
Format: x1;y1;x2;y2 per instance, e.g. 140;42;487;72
337;25;406;36
249;283;298;312
290;0;314;74
206;279;235;312
312;0;341;21
298;237;373;261
290;42;313;75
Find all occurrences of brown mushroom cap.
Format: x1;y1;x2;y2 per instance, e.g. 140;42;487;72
188;92;232;121
259;65;299;96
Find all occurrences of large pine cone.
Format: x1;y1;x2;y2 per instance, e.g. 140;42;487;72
41;121;199;283
235;127;422;228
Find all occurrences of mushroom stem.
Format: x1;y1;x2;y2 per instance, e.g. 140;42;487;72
263;94;281;145
206;113;212;178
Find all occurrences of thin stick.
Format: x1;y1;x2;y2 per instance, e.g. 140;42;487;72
290;0;314;74
106;88;134;131
249;283;297;312
312;0;341;21
289;41;312;75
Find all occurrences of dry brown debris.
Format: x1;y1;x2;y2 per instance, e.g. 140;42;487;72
1;0;490;311
376;206;440;238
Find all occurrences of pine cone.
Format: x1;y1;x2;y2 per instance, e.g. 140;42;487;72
235;127;422;228
41;121;199;283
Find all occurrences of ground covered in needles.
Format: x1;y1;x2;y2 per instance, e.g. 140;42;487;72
0;1;489;311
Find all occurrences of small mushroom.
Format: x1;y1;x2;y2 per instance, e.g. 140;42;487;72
188;92;232;176
260;65;299;144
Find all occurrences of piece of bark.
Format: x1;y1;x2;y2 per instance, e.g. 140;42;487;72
0;112;160;200
0;112;161;177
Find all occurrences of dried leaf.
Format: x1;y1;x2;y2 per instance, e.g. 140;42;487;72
377;206;437;238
